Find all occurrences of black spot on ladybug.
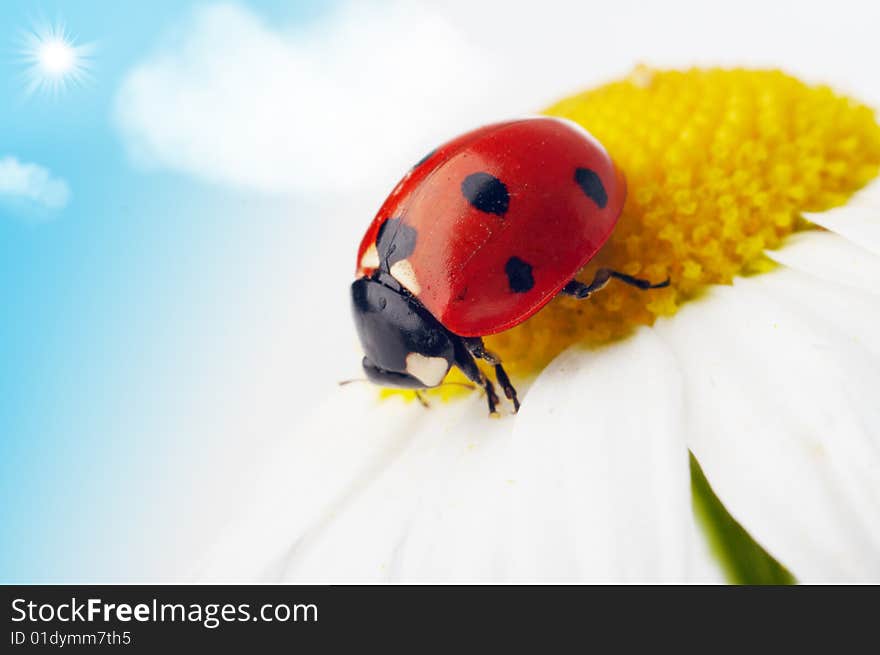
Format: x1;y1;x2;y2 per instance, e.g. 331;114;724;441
461;172;510;216
413;149;436;169
574;167;607;209
505;256;534;293
376;217;418;269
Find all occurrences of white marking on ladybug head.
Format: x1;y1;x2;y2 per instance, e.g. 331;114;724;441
405;352;449;387
360;243;380;270
390;259;421;295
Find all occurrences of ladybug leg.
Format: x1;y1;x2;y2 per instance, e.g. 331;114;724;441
452;338;500;415
492;364;520;413
561;268;670;299
462;337;520;413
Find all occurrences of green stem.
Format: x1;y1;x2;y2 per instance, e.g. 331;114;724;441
690;452;795;585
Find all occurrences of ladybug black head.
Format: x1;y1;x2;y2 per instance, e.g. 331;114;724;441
350;275;454;389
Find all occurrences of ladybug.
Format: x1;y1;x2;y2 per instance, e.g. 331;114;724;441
350;117;668;414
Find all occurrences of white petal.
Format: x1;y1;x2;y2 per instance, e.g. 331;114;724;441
194;384;425;581
278;394;515;583
766;230;880;298
200;329;710;583
367;399;521;582
505;328;695;582
655;265;880;582
804;181;880;258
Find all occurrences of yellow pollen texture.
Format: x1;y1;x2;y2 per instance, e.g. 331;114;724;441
486;67;880;378
395;67;880;401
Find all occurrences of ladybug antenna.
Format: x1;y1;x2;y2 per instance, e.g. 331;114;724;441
337;378;369;386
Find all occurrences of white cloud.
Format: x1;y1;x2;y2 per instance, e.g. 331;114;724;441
114;2;506;196
0;155;70;213
114;0;880;198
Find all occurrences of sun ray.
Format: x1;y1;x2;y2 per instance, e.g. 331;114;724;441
17;19;95;98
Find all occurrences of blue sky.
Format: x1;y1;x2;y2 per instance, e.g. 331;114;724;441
3;0;878;583
0;0;332;582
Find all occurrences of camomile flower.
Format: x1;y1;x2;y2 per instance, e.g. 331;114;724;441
196;68;880;584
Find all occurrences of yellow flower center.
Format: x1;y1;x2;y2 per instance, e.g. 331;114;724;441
390;67;880;402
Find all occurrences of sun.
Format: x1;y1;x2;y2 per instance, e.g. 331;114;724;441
19;20;94;97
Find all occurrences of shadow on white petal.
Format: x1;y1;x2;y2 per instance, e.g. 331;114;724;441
655;268;880;582
507;329;695;583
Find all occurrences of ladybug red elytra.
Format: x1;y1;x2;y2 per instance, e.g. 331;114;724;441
350;117;668;414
